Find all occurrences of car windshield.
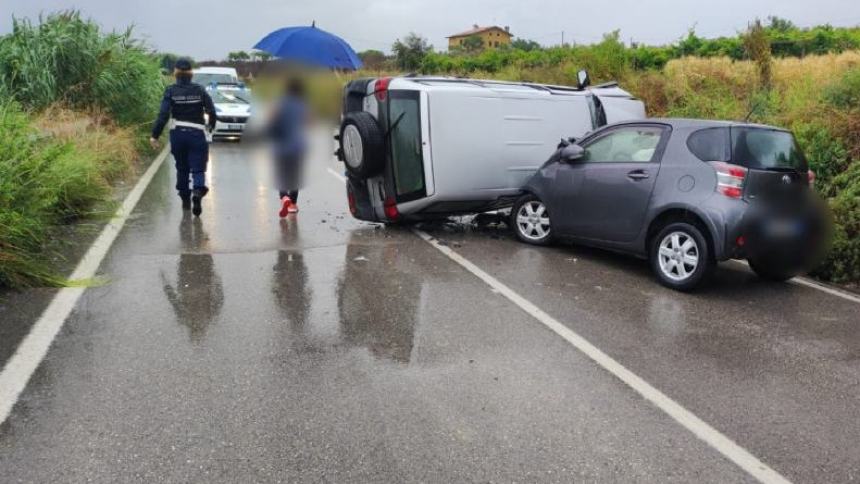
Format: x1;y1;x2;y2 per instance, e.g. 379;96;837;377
193;73;238;86
731;127;808;171
210;90;248;105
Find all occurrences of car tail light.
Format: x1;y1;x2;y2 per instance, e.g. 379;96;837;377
384;196;399;220
374;77;392;102
710;161;747;199
347;189;357;215
807;169;816;188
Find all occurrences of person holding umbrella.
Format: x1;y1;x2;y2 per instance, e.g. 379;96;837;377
269;77;309;217
254;23;362;217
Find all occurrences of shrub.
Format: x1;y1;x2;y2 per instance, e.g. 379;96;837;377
0;100;139;287
0;11;164;126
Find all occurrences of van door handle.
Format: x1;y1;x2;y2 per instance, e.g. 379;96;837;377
627;170;650;180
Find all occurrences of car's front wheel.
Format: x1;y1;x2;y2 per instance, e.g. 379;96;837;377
511;195;554;245
650;222;713;291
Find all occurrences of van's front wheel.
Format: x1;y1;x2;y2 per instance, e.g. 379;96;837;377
511;195;554;246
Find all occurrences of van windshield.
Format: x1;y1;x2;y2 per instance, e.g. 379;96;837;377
731;128;808;171
389;92;425;200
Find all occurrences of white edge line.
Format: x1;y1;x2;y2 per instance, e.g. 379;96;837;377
413;229;790;484
0;146;171;426
324;168;790;483
326;167;346;183
731;259;860;305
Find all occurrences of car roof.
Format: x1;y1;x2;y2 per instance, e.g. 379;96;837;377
607;118;788;131
194;67;237;75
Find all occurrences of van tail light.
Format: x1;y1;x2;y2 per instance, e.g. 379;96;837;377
807;169;816;188
710;161;748;199
347;188;357;215
384;196;399;220
374;77;392;102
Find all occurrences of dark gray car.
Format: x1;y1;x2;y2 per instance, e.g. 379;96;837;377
511;119;827;291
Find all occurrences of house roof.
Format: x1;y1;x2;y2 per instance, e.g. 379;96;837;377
447;25;512;38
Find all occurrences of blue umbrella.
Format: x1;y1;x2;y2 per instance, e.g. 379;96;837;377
254;22;363;70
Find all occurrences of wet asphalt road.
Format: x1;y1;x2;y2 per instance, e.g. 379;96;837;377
1;134;859;483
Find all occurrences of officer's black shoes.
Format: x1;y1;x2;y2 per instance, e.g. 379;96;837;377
179;192;191;211
191;193;202;217
191;187;209;217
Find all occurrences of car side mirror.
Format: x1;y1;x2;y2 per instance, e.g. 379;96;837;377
577;69;591;90
562;144;585;162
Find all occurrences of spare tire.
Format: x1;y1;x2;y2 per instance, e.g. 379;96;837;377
339;112;385;178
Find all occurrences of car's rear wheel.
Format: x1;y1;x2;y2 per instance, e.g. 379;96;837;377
748;258;795;282
650;222;713;291
339;112;384;178
511;195;553;245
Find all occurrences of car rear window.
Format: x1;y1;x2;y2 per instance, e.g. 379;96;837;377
730;127;808;171
687;127;730;162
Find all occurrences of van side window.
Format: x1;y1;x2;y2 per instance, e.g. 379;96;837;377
583;127;664;163
687;127;730;162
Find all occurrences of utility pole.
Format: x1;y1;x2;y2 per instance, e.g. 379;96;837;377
561;30;564;47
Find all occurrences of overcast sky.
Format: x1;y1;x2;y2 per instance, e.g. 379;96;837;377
3;0;859;59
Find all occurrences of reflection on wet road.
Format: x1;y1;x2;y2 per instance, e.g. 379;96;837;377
0;133;858;483
162;216;223;342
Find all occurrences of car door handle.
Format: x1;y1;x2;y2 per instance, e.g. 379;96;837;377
627;170;650;180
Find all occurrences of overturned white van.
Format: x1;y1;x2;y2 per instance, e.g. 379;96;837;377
336;74;646;223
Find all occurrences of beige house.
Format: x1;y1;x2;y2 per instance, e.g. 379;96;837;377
448;25;512;50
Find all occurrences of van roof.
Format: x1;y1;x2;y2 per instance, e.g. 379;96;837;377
387;76;636;99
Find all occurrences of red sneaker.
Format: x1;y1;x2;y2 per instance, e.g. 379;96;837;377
278;196;292;218
287;202;299;213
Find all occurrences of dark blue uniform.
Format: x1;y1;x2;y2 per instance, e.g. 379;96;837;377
152;78;217;197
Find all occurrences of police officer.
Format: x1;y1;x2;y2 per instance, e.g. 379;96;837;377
149;58;216;217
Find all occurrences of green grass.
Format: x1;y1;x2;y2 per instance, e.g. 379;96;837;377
0;11;164;125
0;11;163;288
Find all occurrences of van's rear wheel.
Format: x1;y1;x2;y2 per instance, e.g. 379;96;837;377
511;195;553;245
339;112;384;178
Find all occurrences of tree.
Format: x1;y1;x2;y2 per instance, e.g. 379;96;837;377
767;16;797;33
256;51;273;62
460;35;484;53
392;33;432;71
227;50;250;62
744;19;773;89
511;38;541;52
358;49;387;70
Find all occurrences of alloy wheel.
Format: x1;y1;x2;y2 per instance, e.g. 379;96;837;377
516;201;551;241
657;231;700;281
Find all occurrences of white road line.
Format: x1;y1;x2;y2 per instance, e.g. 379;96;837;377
0;146;170;426
326;167;347;183
413;229;790;484
324;167;790;483
731;260;860;305
790;277;860;304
